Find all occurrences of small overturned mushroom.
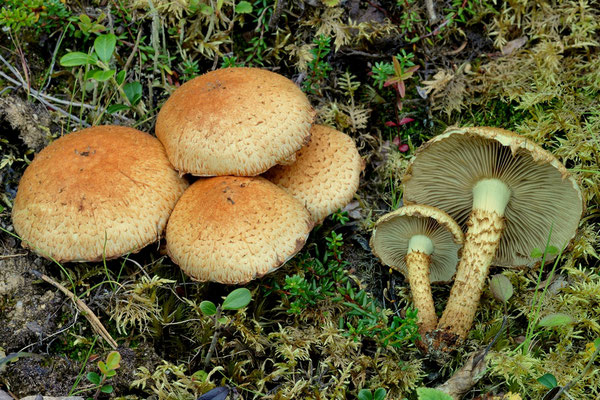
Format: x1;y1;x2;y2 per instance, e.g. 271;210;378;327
370;205;464;334
403;126;583;343
166;176;313;284
264;124;363;224
155;67;315;177
12;125;189;262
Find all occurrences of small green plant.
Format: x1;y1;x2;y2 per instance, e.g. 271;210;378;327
358;387;387;400
0;0;69;33
199;288;252;366
59;33;145;118
272;228;419;348
71;350;121;400
415;387;453;400
302;35;332;95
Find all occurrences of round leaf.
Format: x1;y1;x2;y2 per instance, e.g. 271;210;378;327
537;373;558;389
100;384;114;394
123;82;142;105
373;388;387;400
222;288;251;310
94;34;117;63
200;300;217;316
105;351;121;370
490;274;513;303
235;1;253;13
86;371;101;385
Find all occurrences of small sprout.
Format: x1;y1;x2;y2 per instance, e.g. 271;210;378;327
358;387;387;400
490;274;514;304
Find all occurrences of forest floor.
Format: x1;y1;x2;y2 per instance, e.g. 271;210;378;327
1;0;599;399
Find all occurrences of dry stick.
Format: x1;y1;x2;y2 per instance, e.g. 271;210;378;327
31;270;118;350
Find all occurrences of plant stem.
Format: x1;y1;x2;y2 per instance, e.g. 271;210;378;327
204;305;222;367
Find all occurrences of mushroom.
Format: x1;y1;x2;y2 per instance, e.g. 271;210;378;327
402;126;583;342
370;205;464;333
166;176;313;284
12;125;189;262
263;124;363;224
155;67;315;177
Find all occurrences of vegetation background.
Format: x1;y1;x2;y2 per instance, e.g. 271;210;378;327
0;0;599;399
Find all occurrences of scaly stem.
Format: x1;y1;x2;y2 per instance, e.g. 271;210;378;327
437;178;510;341
406;234;437;334
406;251;437;333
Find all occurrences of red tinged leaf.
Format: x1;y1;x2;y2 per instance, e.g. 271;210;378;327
385;121;398;127
398;144;409;152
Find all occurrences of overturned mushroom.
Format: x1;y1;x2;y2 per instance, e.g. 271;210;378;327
370;205;464;334
403;126;583;343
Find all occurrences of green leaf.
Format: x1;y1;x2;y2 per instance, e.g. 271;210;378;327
116;70;126;85
60;52;98;67
100;384;114;394
94;34;117;63
357;389;373;400
105;369;116;377
530;248;543;258
416;388;453;400
123;82;142;105
537;373;558;389
0;205;4;213
86;371;101;385
91;69;115;82
105;350;121;370
199;4;214;15
546;245;559;255
489;274;513;303
235;1;253;13
373;388;387;400
217;316;228;324
222;288;252;310
106;104;130;114
538;313;575;328
594;337;600;349
97;360;108;375
200;301;217;316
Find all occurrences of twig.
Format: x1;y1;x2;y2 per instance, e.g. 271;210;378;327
0;253;28;260
31;270;118;350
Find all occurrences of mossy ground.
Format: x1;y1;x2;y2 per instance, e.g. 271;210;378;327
1;0;599;399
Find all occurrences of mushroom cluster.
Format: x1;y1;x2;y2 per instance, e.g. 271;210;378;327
371;126;583;347
12;67;363;285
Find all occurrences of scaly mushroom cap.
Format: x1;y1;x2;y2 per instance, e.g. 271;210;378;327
370;204;464;283
403;126;583;267
156;67;315;176
12;125;189;262
264;124;363;223
166;176;314;284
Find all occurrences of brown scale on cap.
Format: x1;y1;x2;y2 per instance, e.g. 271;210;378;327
403;126;583;345
166;176;314;284
12;125;189;262
156;67;315;177
264;124;363;224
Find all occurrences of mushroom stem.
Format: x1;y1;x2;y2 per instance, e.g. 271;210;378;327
406;251;438;333
437;178;511;340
